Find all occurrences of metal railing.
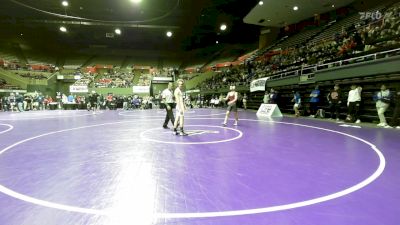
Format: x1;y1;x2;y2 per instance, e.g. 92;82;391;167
259;47;400;81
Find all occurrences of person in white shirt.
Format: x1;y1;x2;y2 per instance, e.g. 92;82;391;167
173;79;188;136
161;82;175;129
347;84;362;123
263;91;270;104
242;93;248;110
214;96;219;107
210;97;215;108
375;84;391;127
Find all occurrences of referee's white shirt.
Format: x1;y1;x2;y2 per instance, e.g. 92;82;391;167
162;89;174;104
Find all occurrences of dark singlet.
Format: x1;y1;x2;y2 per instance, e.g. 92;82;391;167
227;92;236;104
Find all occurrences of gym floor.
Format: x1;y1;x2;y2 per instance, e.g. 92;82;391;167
0;109;398;225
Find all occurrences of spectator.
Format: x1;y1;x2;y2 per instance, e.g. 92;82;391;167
122;96;128;110
347;85;362;123
263;91;270;104
36;93;44;110
242;93;248;110
269;88;278;104
327;84;342;121
24;94;32;111
2;95;9;111
388;85;400;129
374;84;391;127
15;93;24;112
67;94;74;103
309;86;320;117
292;91;301;117
8;93;16;112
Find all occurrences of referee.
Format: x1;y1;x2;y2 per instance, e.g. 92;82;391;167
161;82;175;129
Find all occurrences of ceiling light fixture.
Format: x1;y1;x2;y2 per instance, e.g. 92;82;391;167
59;26;67;32
166;31;173;37
259;1;264;6
61;1;69;7
293;6;299;11
115;28;121;35
220;24;227;31
332;4;335;8
130;0;142;4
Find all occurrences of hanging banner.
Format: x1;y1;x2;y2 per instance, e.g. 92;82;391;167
186;89;200;94
70;86;89;93
250;77;269;92
152;77;173;83
132;86;150;94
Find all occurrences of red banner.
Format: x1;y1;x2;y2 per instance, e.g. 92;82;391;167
29;64;50;71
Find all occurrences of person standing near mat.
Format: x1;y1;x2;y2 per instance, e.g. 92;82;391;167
346;84;362;123
242;93;248;110
292;91;301;117
161;82;175;129
88;90;99;113
222;85;239;126
173;79;188;136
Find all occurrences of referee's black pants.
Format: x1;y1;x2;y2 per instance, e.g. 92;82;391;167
163;103;175;127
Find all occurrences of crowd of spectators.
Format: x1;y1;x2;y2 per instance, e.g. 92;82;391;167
0;78;21;90
94;75;132;88
244;3;400;80
1;60;56;80
284;83;400;129
1;62;57;73
176;3;400;90
0;91;50;112
137;73;152;86
14;71;49;80
196;66;249;90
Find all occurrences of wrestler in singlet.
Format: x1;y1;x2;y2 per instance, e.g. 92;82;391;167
226;91;237;112
222;86;239;126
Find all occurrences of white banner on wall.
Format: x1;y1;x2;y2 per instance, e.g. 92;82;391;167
186;89;200;94
0;89;27;93
132;86;150;94
153;77;173;82
250;77;269;92
70;86;89;93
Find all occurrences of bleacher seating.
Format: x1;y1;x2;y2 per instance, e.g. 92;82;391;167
0;51;19;63
94;71;134;88
64;56;91;69
90;56;124;68
137;73;152;86
310;13;362;44
0;78;22;90
185;2;400;126
275;27;324;49
13;70;51;80
25;52;56;66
